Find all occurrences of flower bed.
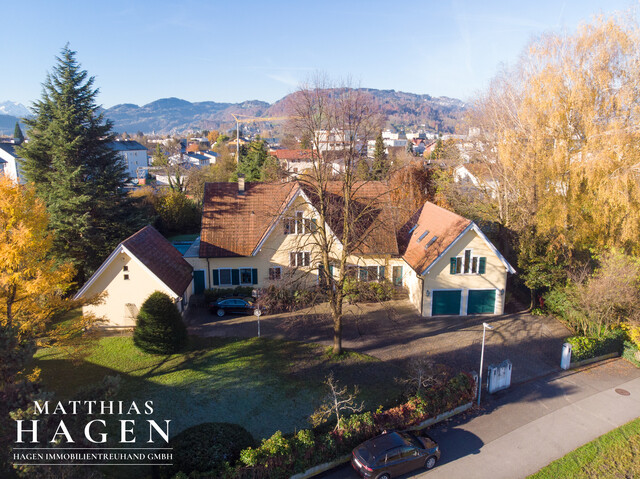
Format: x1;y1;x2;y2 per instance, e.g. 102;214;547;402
567;329;626;362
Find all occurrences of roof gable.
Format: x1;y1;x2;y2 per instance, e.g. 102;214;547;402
75;225;193;299
400;202;515;275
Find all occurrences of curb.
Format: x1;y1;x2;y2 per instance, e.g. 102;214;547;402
569;352;619;369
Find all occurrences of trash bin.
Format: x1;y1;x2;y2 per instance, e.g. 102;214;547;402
561;342;572;370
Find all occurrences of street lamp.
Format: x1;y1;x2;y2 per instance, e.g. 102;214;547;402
478;322;493;405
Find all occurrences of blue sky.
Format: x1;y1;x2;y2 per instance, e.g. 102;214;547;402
2;0;635;108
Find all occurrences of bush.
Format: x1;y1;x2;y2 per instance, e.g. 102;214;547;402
203;287;254;304
253;285;320;314
233;372;475;478
156;190;201;235
567;329;627;362
133;291;187;354
343;278;394;303
161;422;254;478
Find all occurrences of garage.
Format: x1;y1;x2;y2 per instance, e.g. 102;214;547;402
431;290;462;315
467;289;496;314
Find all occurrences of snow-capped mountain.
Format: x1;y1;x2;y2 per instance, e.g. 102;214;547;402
0;101;30;118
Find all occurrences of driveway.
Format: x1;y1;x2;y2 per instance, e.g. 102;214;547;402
186;298;571;385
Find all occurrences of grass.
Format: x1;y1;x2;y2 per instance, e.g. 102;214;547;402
528;417;640;478
33;335;403;440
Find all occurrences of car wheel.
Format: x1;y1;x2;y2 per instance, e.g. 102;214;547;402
216;308;225;317
425;455;437;470
377;474;391;479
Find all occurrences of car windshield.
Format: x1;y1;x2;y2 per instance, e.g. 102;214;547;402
398;432;423;449
356;445;374;463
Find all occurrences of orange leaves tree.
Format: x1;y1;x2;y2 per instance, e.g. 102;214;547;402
0;176;100;474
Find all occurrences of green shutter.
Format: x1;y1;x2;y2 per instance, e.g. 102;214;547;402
379;266;385;280
212;269;219;286
450;257;456;274
231;269;240;285
251;268;258;285
479;257;486;274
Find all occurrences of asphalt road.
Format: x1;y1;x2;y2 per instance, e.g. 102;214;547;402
318;358;640;479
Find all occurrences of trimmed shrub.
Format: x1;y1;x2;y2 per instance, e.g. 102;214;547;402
253;285;321;314
343;278;394;303
567;329;627;362
161;422;254;478
133;291;187;354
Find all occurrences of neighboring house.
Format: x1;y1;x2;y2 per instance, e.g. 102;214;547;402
185;178;515;317
75;225;194;328
0;142;25;183
400;202;515;316
271;149;343;176
453;163;499;197
107;140;149;181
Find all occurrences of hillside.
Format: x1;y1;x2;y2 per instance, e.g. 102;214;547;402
104;89;466;135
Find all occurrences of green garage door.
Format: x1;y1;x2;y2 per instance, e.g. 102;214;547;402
432;290;462;315
467;289;496;314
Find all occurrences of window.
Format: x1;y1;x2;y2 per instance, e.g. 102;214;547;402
123;265;129;272
283;218;293;235
269;267;282;280
450;254;487;275
358;265;385;282
123;274;129;280
289;251;310;267
219;268;232;286
425;236;438;249
295;211;304;234
417;230;430;242
284;212;312;235
408;224;418;234
240;268;252;285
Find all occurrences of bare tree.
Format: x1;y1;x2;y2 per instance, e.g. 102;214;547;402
310;372;364;430
285;76;386;355
397;357;447;395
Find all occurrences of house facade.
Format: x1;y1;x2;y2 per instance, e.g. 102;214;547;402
0;142;24;183
107;140;149;181
75;226;193;328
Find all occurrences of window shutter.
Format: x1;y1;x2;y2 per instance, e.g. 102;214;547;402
379;266;386;280
450;258;456;274
329;265;334;277
212;269;219;286
251;268;258;285
479;257;486;274
231;269;240;285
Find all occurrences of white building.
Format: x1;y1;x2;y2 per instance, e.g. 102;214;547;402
0;142;25;183
108;140;149;180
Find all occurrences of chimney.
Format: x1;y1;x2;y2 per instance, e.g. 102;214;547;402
238;174;245;195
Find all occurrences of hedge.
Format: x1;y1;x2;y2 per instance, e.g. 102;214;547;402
204;287;255;304
226;372;475;479
567;329;627;362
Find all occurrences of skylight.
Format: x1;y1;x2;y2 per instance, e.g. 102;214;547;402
425;236;438;249
416;230;430;242
408;224;418;234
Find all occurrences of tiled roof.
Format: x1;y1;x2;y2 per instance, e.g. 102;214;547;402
107;140;148;152
272;149;313;160
199;181;299;257
301;181;400;255
122;225;193;296
199;180;401;258
399;202;471;274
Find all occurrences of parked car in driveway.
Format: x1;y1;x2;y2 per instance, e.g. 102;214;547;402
209;297;262;317
351;430;440;478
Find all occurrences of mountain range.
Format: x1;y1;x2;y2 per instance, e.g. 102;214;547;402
0;89;466;136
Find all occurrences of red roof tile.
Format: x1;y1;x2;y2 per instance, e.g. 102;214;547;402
400;202;471;274
122;225;193;296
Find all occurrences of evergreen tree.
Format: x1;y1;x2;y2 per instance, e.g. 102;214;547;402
370;133;390;180
17;45;142;283
13;122;24;144
237;137;268;181
134;291;188;354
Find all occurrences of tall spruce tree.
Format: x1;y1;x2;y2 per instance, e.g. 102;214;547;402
13;122;24;144
370;132;389;180
18;45;141;283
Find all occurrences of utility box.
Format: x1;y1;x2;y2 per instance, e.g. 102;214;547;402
487;360;512;394
561;342;572;370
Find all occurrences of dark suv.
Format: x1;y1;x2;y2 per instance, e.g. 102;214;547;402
351;431;440;478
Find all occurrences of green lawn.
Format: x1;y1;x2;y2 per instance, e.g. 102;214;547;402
528;417;640;478
34;335;402;440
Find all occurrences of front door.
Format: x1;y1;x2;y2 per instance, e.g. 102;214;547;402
392;265;403;286
193;270;205;295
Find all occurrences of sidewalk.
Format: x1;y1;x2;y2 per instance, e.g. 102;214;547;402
422;358;640;478
318;358;640;479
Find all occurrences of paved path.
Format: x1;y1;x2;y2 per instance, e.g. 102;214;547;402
319;358;640;479
187;299;570;385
